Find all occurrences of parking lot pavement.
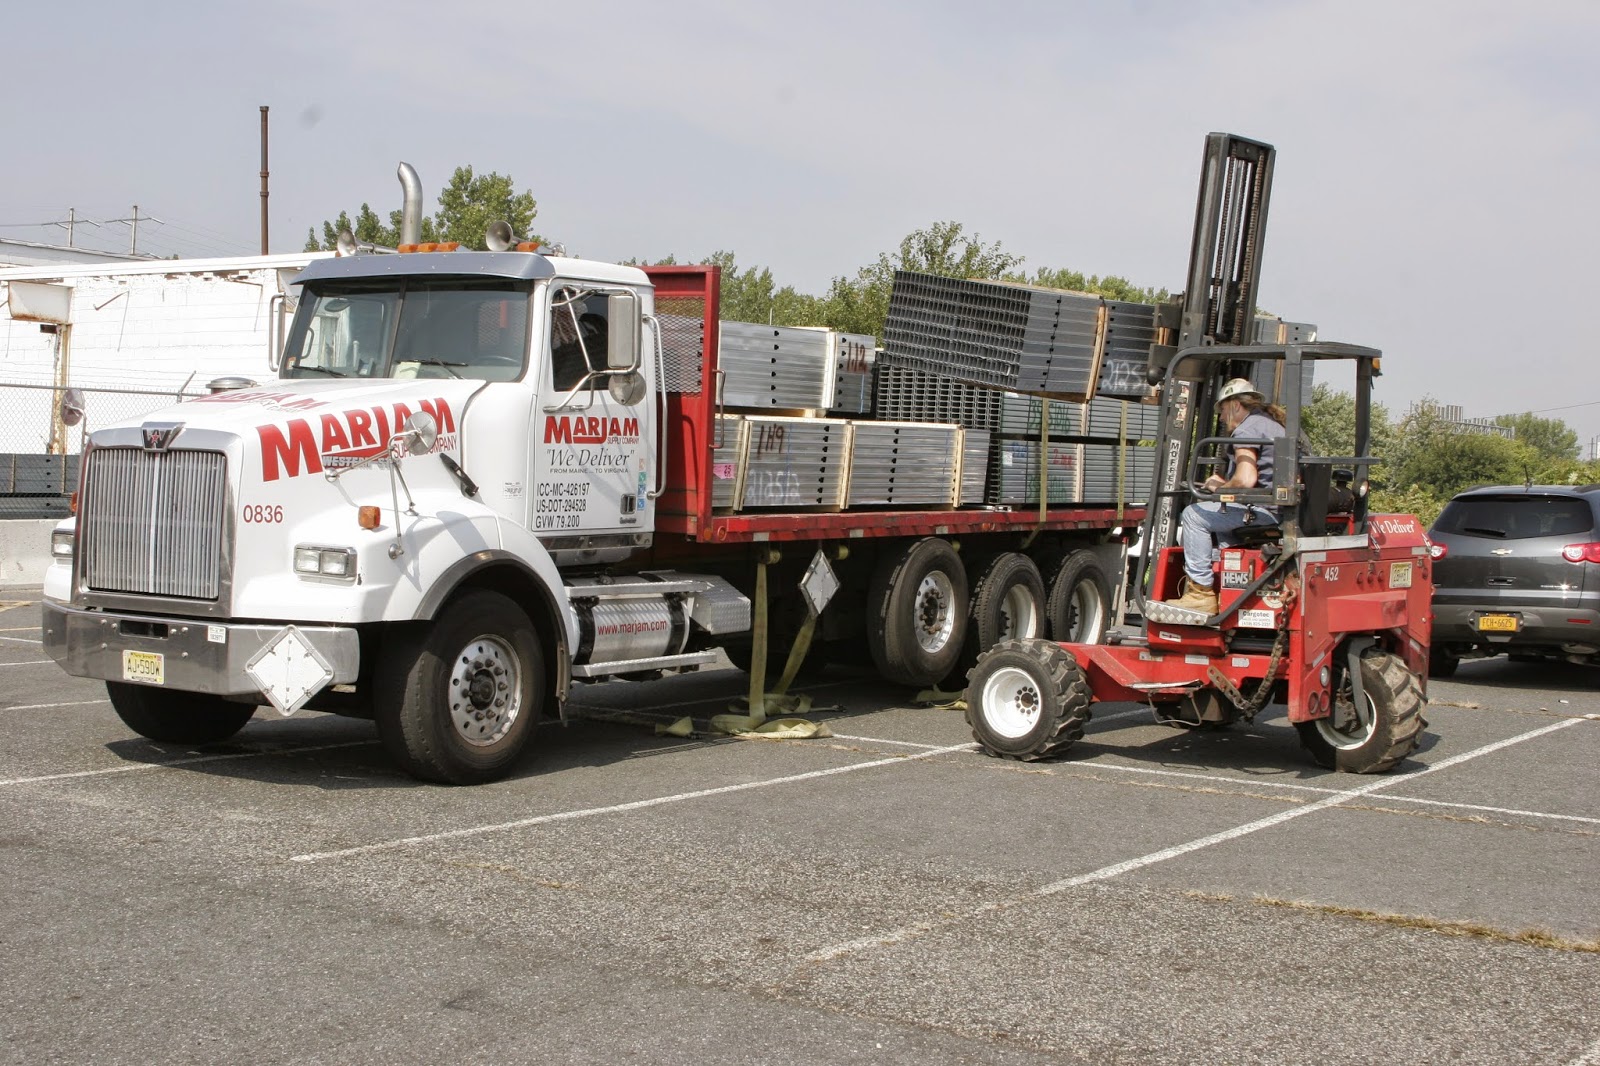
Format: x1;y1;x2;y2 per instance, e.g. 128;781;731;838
2;589;1597;1065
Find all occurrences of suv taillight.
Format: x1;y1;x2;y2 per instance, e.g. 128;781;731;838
1428;542;1447;560
1560;543;1600;563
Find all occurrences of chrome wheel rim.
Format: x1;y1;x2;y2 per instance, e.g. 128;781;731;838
449;635;523;746
915;570;958;654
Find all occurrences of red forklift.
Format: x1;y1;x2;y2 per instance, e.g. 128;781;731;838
964;135;1430;773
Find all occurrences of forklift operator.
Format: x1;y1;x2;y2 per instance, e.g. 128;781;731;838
1165;378;1287;614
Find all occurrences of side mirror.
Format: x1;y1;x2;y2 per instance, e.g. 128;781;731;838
607;291;640;371
400;411;438;456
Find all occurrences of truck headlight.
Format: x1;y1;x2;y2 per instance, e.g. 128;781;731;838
294;545;356;580
50;530;74;560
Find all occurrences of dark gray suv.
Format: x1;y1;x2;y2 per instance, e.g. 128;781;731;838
1427;485;1600;676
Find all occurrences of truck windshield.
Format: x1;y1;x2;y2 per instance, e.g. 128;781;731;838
281;277;532;382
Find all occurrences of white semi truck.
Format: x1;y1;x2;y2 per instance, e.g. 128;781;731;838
38;172;1177;785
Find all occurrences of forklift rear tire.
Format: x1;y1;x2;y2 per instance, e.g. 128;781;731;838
1296;649;1425;774
965;638;1092;761
869;537;969;687
1046;550;1111;644
107;682;257;745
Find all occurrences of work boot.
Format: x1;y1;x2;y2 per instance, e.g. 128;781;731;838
1164;580;1218;615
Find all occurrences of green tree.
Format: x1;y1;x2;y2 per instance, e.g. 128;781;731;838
305;165;537;252
1013;267;1169;304
1301;383;1395;462
701;251;825;326
820;221;1024;339
1492;411;1579;462
1388;400;1533;498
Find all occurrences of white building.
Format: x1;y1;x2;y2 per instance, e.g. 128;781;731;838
0;252;330;452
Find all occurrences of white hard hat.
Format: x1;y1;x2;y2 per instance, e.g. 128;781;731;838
1217;377;1263;403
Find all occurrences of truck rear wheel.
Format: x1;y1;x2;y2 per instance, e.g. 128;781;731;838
376;590;545;785
1296;649;1425;774
965;638;1092;761
107;682;257;744
869;537;968;687
947;552;1046;685
1046;549;1111;644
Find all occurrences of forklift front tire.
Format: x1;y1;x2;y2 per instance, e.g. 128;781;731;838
1296;649;1425;774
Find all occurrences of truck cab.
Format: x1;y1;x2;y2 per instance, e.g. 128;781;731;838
42;249;751;784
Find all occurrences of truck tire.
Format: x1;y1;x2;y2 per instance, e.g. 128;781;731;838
106;682;257;744
947;552;1046;685
965;638;1092;760
1046;549;1111;644
1296;649;1425;774
376;590;545;785
869;537;968;687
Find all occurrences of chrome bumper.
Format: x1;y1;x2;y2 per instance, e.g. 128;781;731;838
41;600;360;697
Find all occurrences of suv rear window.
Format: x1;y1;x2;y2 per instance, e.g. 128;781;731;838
1432;495;1594;540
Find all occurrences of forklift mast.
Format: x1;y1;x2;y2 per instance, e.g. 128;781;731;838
1146;134;1276;561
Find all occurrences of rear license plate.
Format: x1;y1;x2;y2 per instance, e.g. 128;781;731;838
1389;561;1413;589
122;650;165;685
1476;614;1520;633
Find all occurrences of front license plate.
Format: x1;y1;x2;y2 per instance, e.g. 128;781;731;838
1476;614;1519;633
122;649;165;685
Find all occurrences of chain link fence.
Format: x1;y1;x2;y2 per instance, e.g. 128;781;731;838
0;380;204;518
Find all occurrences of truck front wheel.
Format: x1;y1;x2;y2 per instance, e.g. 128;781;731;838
869;537;969;687
376;590;545;785
107;682;257;744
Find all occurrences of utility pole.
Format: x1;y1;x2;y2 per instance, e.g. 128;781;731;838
106;206;160;255
49;209;99;248
260;105;270;255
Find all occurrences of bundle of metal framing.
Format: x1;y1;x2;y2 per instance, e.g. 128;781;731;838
1080;442;1157;504
711;415;747;510
988;440;1082;505
712;414;970;511
718;322;836;410
882;271;1103;397
735;415;851;510
1094;301;1161;400
997;393;1084;438
829;332;878;415
872;356;1002;430
1083;396;1163;441
847;421;964;508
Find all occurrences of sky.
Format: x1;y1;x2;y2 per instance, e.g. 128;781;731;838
4;0;1598;451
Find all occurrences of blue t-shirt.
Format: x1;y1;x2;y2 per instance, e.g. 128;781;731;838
1226;411;1286;489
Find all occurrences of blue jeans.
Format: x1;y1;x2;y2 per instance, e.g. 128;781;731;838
1179;502;1279;586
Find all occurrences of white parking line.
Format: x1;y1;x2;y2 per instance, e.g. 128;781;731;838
0;635;42;645
4;699;110;712
806;716;1588;963
0;660;55;667
830;734;947;749
290;742;979;864
1066;760;1600;826
0;740;376;787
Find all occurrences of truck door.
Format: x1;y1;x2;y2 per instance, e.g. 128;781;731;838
530;281;653;539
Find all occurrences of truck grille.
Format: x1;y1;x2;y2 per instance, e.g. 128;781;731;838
82;447;227;600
